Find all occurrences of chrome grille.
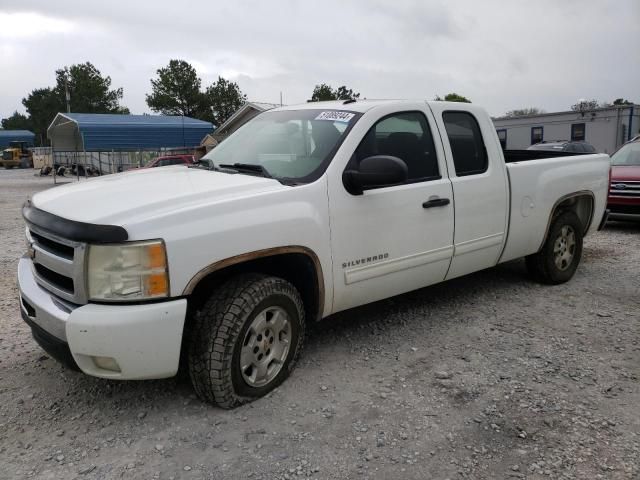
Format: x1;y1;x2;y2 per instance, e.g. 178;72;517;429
27;226;88;304
609;180;640;198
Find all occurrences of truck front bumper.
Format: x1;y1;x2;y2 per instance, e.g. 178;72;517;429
18;257;187;380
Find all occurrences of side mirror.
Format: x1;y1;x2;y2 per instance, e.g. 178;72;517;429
343;155;408;195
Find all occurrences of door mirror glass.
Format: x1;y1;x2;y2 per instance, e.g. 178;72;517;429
343;155;408;195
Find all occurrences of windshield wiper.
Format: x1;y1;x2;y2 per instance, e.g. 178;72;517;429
219;163;273;179
216;162;297;186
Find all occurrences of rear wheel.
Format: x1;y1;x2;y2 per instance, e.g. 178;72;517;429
526;211;583;284
187;274;305;408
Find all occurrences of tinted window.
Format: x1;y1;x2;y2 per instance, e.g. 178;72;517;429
442;111;488;176
583;143;596;153
564;143;579;152
531;126;543;144
354;111;439;181
571;123;586;141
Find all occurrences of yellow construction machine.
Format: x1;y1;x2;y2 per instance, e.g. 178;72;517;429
1;141;33;169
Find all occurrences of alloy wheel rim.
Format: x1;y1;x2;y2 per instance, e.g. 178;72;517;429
553;225;576;271
240;306;291;387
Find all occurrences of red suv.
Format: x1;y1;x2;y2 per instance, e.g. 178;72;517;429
144;154;195;168
608;139;640;221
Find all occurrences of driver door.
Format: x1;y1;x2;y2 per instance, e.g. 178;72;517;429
327;105;454;313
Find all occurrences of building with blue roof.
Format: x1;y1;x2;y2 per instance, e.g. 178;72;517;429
47;113;215;152
0;130;36;148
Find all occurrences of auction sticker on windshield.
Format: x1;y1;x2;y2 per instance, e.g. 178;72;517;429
315;111;356;123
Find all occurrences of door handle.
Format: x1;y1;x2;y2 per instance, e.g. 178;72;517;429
422;197;450;208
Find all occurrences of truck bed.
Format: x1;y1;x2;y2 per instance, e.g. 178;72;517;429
499;153;610;263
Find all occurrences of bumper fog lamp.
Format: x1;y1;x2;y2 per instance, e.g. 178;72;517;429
92;356;121;372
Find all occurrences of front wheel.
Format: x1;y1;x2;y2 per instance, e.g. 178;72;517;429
187;274;305;408
526;211;584;284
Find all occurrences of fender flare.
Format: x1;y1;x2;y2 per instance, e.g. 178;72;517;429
181;246;325;317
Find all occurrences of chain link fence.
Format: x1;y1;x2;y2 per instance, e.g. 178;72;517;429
31;147;201;184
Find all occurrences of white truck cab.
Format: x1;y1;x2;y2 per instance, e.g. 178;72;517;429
18;100;610;408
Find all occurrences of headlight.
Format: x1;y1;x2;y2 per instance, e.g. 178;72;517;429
87;240;169;301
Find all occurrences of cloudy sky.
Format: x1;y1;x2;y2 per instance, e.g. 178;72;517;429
1;0;638;119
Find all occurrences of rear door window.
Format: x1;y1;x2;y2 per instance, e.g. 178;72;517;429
442;112;488;176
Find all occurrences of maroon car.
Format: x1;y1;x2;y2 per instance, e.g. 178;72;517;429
144;154;195;168
608;139;640;221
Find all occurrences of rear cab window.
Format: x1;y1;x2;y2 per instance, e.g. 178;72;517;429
442;111;488;176
572;144;586;153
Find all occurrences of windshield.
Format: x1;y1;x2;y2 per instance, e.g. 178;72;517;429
611;142;640;166
202;109;360;183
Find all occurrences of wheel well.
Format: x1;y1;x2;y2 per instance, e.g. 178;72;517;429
540;192;594;250
187;252;322;324
552;193;594;234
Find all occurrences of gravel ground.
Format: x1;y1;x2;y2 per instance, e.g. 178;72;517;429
1;169;638;480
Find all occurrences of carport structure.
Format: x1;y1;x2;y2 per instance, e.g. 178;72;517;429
48;113;214;152
46;113;214;178
0;129;35;148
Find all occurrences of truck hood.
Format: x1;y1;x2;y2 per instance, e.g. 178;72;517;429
31;166;285;225
611;165;640;181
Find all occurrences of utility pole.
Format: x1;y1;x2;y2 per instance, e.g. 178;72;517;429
65;74;71;113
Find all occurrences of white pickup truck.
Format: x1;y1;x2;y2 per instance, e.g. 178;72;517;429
18;100;610;408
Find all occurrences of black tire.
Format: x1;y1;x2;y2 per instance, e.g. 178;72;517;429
187;274;305;408
526;211;583;284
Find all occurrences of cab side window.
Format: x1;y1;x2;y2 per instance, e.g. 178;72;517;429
354;111;440;182
442;111;488;176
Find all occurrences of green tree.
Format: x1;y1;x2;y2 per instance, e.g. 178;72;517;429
335;86;360;101
309;84;337;102
146;60;205;117
21;62;127;145
571;99;599;112
504;107;545;117
202;76;247;126
1;111;32;130
612;98;633;105
22;88;61;146
434;93;472;103
309;84;360;102
55;62;127;114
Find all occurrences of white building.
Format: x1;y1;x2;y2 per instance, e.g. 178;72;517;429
493;104;639;154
